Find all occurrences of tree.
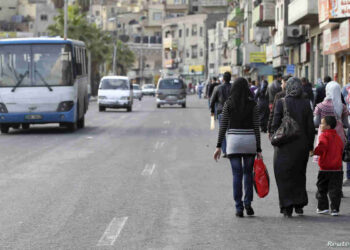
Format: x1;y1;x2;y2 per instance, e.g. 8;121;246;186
47;4;135;95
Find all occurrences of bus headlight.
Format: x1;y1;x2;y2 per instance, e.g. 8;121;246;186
57;101;74;112
0;103;8;113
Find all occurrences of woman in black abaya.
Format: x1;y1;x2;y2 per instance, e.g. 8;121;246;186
255;80;270;133
271;77;315;217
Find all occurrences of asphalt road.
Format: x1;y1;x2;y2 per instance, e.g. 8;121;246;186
0;95;349;250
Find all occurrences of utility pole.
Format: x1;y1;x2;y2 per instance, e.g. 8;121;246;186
140;28;144;85
113;42;117;75
64;0;68;40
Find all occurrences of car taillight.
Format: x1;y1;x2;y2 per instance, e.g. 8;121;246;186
57;101;74;112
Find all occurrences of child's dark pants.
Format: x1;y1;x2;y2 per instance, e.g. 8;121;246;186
316;171;343;212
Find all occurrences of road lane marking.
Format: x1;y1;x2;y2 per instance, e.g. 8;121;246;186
141;164;156;176
161;130;168;135
154;141;160;150
97;217;128;246
163;120;170;125
153;141;165;152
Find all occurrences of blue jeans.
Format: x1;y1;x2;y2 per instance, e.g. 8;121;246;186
218;113;226;154
347;129;350;179
229;156;255;212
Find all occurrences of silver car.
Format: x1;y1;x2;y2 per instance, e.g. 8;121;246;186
133;84;143;100
142;84;156;96
156;78;186;108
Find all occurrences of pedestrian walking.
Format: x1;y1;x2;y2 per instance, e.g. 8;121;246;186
213;77;262;218
301;78;314;108
267;75;291;137
315;76;332;106
268;74;283;110
314;81;349;156
250;80;258;97
255;80;269;133
342;81;350;186
198;82;204;99
313;116;344;216
207;77;220;108
210;72;232;157
271;77;315;217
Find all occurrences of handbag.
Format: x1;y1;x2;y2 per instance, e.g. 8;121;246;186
253;158;269;198
271;98;301;146
343;140;350;162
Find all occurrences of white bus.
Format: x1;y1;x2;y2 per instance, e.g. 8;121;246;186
0;37;89;133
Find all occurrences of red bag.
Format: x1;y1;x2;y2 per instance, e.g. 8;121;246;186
253;158;270;198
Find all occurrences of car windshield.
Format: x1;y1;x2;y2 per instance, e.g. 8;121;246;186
0;44;73;87
143;85;154;89
100;79;129;90
159;79;184;89
133;85;140;90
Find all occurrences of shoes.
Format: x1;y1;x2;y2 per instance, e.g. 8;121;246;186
343;179;350;186
222;154;228;158
235;211;244;218
316;209;329;215
245;205;254;216
331;210;339;216
295;207;303;215
283;208;292;218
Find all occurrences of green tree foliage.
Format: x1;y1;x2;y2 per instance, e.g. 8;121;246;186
47;4;135;95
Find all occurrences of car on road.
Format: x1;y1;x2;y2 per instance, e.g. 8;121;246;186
156;77;187;108
98;76;133;112
132;84;143;101
142;84;156;96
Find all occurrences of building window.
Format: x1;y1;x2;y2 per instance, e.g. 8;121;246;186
9;7;16;10
200;48;203;57
276;7;279;22
191;45;198;58
210;43;214;52
186;49;190;58
40;15;48;21
200;27;203;37
96;11;100;16
186;28;189;37
179;29;182;38
192;24;197;36
153;12;162;21
210;63;214;69
111;8;115;14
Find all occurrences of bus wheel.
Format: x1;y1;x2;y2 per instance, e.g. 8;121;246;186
13;124;20;129
78;115;85;129
99;106;106;112
22;124;30;129
127;106;132;112
1;125;9;134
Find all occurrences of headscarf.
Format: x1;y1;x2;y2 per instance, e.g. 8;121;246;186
285;77;303;97
227;77;254;116
325;81;343;118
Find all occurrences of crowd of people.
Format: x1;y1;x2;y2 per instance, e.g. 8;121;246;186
208;72;350;218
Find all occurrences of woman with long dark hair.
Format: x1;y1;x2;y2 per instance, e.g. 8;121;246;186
271;77;315;217
214;77;262;218
255;80;270;132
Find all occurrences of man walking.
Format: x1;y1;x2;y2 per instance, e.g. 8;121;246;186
268;74;283;110
210;72;232;157
315;76;332;106
207;77;220;108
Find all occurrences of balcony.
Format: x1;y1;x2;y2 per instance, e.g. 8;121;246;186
288;0;318;26
166;4;189;10
228;7;244;23
198;0;227;7
163;37;178;51
252;1;275;27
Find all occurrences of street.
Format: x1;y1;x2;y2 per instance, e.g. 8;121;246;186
0;95;349;250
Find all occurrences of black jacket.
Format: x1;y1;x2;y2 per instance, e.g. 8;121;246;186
208;82;220;99
268;80;282;104
302;83;314;103
210;82;231;114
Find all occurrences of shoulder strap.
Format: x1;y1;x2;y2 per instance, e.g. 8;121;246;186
282;98;289;117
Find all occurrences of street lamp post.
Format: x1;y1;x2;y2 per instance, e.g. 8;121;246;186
64;0;68;40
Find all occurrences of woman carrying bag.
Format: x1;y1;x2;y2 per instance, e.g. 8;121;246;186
271;77;315;218
214;77;262;218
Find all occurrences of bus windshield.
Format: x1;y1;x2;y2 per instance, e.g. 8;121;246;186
100;79;129;90
0;44;73;87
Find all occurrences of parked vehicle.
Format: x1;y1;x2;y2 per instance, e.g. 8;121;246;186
132;84;142;100
156;77;186;108
98;76;133;112
142;84;156;96
0;37;89;133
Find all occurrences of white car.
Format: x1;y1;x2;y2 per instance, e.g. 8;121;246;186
133;84;143;100
142;84;156;96
98;76;133;112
